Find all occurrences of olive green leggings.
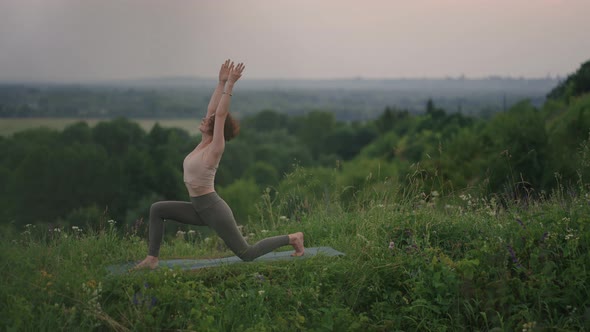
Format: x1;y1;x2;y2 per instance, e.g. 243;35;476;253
148;192;289;261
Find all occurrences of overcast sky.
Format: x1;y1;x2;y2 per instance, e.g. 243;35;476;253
0;0;588;82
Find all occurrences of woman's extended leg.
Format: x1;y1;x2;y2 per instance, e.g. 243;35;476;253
192;194;304;261
134;201;206;269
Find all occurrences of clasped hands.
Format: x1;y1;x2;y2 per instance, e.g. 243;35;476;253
219;59;245;84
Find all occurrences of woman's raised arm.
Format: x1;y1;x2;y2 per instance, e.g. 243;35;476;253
205;59;231;118
209;62;245;154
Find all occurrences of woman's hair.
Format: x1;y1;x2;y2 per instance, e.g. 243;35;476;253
205;113;240;141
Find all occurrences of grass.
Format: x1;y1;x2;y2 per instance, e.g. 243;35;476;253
1;188;589;331
0;118;200;137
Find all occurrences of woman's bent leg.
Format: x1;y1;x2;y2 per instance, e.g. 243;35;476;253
148;201;206;257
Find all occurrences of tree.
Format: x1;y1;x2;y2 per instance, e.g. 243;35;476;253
241;109;289;132
547;59;590;102
482;101;548;195
244;161;279;188
544;94;590;187
61;121;92;144
375;106;409;134
92;117;146;156
293;111;336;159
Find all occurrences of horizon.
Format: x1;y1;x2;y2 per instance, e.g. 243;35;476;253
0;74;565;86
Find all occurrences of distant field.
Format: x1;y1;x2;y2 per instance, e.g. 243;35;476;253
0;118;200;137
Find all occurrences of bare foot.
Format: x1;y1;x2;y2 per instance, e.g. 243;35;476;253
289;232;305;257
131;256;159;271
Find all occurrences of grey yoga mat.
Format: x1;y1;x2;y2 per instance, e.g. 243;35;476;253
107;246;345;274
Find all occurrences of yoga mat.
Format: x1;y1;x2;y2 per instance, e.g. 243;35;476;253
107;246;345;274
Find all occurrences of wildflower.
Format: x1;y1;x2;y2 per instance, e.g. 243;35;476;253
107;219;116;226
261;229;269;233
564;228;577;241
258;290;265;296
388;241;395;250
86;280;97;288
188;230;196;235
279;216;288;221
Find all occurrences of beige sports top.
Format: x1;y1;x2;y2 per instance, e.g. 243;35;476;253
183;147;218;196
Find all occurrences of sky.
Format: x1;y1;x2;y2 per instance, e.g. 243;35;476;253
0;0;589;82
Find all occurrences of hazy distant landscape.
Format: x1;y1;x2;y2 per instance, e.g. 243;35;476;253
0;76;559;122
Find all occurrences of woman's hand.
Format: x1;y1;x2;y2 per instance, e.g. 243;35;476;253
228;62;245;84
219;59;231;83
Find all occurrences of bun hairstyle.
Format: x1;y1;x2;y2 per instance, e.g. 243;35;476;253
206;113;240;141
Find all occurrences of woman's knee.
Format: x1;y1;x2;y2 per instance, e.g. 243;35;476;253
150;201;168;216
237;249;256;262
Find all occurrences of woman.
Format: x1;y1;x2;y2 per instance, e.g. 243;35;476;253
135;60;304;269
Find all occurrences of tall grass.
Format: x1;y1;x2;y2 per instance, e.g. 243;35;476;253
1;172;589;331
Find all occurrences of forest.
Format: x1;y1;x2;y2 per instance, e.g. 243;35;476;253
0;60;588;231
